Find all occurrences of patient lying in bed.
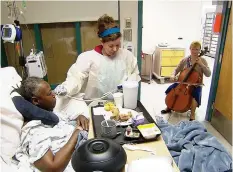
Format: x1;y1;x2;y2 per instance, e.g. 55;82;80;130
12;77;89;172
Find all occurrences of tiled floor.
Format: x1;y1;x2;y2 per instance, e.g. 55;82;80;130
141;56;232;155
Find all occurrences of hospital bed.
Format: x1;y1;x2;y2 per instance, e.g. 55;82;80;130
0;67;89;172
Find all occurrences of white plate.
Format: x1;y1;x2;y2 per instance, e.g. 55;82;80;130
117;108;138;126
98;107;138;126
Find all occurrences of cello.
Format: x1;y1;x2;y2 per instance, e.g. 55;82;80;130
165;47;208;113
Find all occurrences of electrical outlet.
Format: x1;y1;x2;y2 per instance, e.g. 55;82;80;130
123;29;132;42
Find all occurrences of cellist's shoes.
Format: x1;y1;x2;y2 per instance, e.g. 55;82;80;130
161;109;172;114
189;118;195;121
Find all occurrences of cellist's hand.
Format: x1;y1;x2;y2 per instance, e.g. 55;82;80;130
170;75;177;82
195;58;205;67
170;77;175;82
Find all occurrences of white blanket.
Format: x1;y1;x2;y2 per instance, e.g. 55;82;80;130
54;96;89;121
0;67;23;166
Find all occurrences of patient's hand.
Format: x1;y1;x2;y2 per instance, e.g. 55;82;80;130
76;115;89;131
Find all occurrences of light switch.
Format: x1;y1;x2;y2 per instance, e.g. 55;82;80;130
125;18;132;28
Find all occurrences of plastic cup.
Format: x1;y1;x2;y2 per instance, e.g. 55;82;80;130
101;120;117;138
113;92;123;108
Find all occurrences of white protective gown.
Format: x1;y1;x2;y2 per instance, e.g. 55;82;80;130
61;47;140;99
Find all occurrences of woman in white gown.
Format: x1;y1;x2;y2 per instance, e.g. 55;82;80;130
54;14;140;99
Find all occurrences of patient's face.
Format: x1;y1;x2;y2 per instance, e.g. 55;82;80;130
36;81;56;111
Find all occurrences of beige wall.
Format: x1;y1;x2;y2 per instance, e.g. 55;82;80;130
1;1;139;57
142;1;208;56
119;1;138;57
1;1;119;24
1;1;140;82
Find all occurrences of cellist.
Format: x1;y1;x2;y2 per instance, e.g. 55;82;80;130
161;41;211;121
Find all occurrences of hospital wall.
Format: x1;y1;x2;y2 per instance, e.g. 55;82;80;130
1;1;139;85
142;0;216;56
1;1;118;24
120;1;138;57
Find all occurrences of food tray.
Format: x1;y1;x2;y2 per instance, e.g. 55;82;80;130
91;101;161;145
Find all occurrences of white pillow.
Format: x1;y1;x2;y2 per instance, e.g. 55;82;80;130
0;67;22;91
0;67;24;164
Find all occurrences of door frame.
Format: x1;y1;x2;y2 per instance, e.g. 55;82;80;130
137;0;143;100
205;1;232;121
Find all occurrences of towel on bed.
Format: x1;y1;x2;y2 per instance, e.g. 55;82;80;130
156;117;232;172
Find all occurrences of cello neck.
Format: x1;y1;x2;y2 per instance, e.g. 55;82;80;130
182;48;208;82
